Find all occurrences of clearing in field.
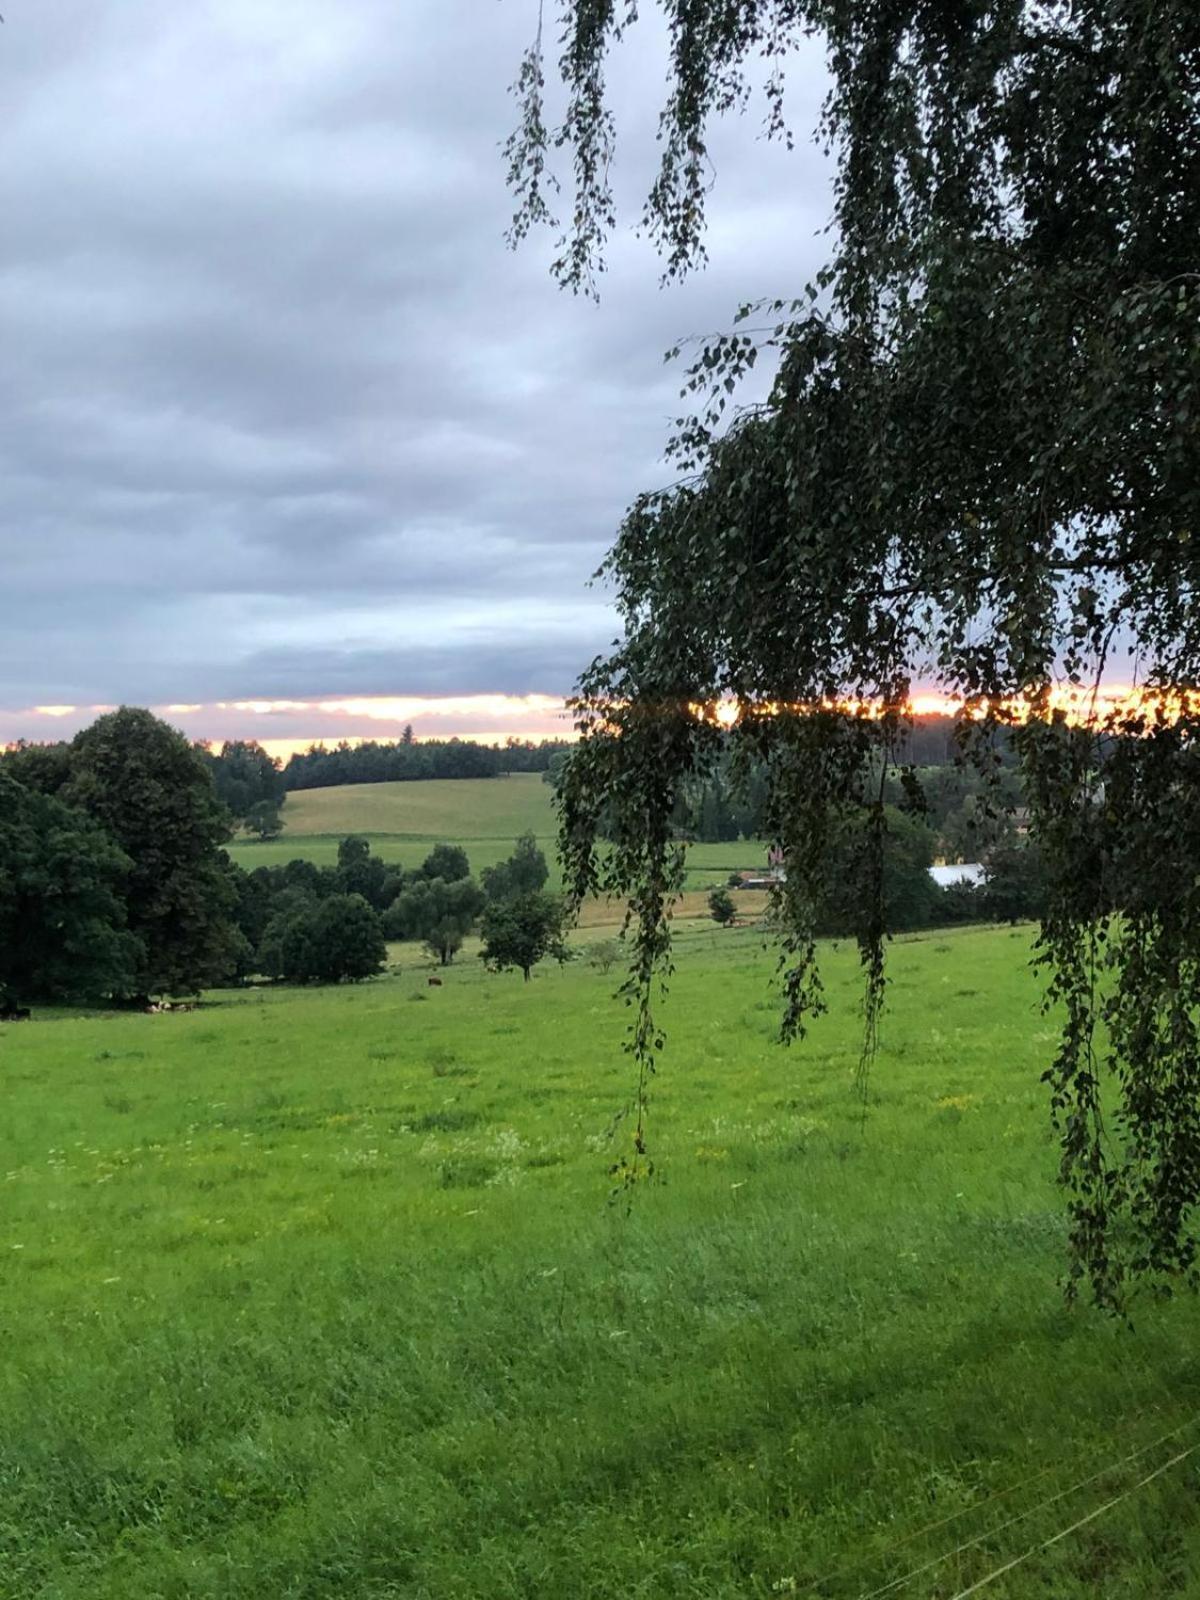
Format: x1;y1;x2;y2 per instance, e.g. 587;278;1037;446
3;923;1198;1597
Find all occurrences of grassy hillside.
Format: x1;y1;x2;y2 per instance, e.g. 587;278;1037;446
280;773;556;839
227;773;557;878
3;925;1198;1596
228;773;774;889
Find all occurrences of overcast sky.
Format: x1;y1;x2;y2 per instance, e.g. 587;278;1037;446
0;1;832;746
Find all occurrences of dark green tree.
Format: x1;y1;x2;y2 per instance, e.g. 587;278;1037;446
0;740;73;797
0;773;139;1006
820;809;942;937
509;1;1200;1305
480;891;572;982
204;739;286;820
226;862;277;961
707;887;736;926
418;843;471;884
983;841;1048;925
384;876;486;965
259;893;386;984
543;750;571;792
481;831;550;902
65;708;240;996
281;858;329;898
334;836;392;910
939;881;987;927
244;800;285;841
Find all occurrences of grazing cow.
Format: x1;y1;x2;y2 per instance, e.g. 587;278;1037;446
427;976;443;987
0;1005;31;1022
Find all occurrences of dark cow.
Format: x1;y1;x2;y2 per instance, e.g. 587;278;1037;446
427;977;443;987
0;1005;31;1022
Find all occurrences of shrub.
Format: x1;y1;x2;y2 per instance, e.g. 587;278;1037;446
589;939;621;974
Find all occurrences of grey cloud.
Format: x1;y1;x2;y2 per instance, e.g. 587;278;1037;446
0;0;832;709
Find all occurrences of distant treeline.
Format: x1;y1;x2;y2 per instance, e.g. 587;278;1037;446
282;731;575;791
544;716;1025;857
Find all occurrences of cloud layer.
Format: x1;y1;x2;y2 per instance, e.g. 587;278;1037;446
0;1;831;722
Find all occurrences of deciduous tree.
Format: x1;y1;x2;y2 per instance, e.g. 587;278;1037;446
480;892;571;982
66;708;241;996
385;876;486;965
482;831;550;902
0;772;139;1006
244;800;285;841
259;892;386;984
418;843;471;884
510;1;1200;1306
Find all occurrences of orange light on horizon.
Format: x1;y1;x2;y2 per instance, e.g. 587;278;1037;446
688;683;1200;730
13;685;1200;757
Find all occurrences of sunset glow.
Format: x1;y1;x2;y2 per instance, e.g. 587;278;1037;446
6;683;1197;759
692;682;1197;729
0;694;576;754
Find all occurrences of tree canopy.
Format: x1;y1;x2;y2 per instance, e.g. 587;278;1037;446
509;1;1200;1306
385;875;486;965
0;773;139;1006
482;832;551;902
202;739;286;820
258;892;387;985
65;708;241;997
480;892;572;982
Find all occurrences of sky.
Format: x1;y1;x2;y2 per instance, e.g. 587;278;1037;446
0;0;834;753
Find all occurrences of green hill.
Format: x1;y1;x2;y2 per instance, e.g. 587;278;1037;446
279;773;554;839
226;773;558;877
226;771;773;889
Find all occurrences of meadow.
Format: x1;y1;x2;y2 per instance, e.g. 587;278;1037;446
3;923;1199;1597
226;773;762;890
226;775;559;880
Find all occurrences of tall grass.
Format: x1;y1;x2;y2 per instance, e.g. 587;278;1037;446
1;926;1196;1596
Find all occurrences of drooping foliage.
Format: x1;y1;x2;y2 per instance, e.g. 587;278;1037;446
509;1;1200;1305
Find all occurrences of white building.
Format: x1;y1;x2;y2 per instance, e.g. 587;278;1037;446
928;862;987;889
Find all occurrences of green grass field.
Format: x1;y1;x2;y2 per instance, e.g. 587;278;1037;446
3;924;1198;1597
277;775;558;840
227;773;774;890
